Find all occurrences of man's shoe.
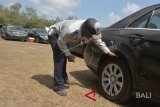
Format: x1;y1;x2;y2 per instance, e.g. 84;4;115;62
65;80;76;85
55;90;67;96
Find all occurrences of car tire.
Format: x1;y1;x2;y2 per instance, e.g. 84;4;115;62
99;58;132;103
3;34;7;40
36;37;39;43
21;38;25;42
0;33;2;39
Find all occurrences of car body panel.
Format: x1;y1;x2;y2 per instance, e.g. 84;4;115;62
30;28;49;43
71;4;160;102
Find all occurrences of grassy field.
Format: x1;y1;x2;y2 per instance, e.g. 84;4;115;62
0;39;157;107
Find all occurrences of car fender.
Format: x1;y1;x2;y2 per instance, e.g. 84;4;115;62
84;39;139;90
107;41;140;90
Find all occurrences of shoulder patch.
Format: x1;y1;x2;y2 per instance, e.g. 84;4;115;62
71;30;79;37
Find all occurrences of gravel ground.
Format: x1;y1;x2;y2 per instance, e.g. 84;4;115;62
0;39;159;107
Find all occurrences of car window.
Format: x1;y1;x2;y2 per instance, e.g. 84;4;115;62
36;29;47;34
7;26;13;31
12;26;24;31
128;12;152;28
148;8;160;29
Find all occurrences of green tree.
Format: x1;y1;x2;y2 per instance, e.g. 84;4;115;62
25;7;36;19
0;4;78;28
10;2;22;14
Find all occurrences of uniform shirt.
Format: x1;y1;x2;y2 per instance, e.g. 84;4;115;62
48;20;110;57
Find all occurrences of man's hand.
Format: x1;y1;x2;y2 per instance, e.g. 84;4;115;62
67;54;75;62
106;51;117;57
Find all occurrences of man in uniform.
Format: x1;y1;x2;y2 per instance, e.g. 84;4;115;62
48;18;116;96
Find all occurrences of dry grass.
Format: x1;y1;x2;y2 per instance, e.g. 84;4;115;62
0;39;157;107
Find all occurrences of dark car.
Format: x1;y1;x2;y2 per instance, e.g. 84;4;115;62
1;25;28;41
24;28;35;37
71;4;160;103
28;28;48;43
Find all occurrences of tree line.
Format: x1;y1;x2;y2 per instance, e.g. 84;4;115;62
0;2;77;28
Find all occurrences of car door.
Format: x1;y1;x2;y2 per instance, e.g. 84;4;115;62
122;8;160;98
140;8;160;82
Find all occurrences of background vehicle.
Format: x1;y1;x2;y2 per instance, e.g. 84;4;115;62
28;28;48;43
71;4;160;103
1;25;28;41
24;28;35;37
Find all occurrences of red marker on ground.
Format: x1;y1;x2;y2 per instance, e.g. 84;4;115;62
85;89;96;102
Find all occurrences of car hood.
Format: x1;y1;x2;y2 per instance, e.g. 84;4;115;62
100;28;121;41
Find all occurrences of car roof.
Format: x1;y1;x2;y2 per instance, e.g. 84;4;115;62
108;3;160;28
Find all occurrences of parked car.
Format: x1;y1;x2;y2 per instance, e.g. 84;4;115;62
28;28;48;43
24;28;35;37
1;25;28;41
70;4;160;103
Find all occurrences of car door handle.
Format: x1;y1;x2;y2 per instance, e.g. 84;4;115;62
129;34;144;39
129;34;145;46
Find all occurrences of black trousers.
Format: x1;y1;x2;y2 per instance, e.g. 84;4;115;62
48;35;68;91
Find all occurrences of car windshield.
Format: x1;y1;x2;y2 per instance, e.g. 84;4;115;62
8;26;24;31
36;29;47;34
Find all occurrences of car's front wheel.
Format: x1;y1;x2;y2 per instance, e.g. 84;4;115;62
1;33;6;40
20;38;26;42
99;58;132;103
35;37;39;43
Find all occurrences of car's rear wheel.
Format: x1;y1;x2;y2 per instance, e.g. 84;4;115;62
99;58;132;103
20;38;25;42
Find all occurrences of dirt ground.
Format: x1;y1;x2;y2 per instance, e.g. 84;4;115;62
0;39;159;107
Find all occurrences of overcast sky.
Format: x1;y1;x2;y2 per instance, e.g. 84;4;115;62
0;0;160;27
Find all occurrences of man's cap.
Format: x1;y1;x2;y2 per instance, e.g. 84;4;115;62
82;18;101;38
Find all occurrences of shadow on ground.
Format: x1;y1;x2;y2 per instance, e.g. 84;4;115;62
31;74;54;89
70;70;99;90
70;70;160;107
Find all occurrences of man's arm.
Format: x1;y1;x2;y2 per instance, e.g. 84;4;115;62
92;38;116;57
57;28;75;62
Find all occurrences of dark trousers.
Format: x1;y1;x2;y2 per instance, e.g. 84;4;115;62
48;35;68;91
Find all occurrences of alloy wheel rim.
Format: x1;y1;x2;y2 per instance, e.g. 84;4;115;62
102;63;124;96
